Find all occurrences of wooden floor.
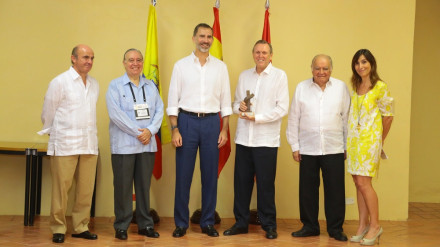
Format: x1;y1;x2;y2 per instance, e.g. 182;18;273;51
0;202;439;246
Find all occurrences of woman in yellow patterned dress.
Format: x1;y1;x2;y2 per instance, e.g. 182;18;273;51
347;49;393;246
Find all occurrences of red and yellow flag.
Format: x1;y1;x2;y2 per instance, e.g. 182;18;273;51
144;2;170;179
211;2;231;177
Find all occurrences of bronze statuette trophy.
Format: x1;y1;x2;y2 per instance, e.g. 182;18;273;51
242;90;254;116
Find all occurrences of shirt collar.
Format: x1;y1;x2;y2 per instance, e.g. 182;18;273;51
191;51;211;64
122;73;149;87
69;66;91;89
69;66;82;81
253;62;273;75
309;77;334;88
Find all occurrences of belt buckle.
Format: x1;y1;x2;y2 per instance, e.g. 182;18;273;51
197;113;203;117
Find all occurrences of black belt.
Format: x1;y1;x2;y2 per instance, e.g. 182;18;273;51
179;109;218;118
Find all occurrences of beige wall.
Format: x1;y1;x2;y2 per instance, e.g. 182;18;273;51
409;0;440;203
0;0;414;220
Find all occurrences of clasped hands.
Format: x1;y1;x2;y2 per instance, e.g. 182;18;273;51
137;128;152;145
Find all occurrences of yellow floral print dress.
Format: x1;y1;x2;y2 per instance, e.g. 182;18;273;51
347;81;394;177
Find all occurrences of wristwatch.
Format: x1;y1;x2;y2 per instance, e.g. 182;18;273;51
171;125;178;130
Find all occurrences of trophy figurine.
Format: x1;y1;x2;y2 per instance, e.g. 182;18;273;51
242;90;254;116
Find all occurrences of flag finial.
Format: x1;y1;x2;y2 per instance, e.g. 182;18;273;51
215;0;220;9
151;0;157;6
265;0;270;9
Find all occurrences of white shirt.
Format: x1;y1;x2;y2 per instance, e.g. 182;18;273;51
233;63;289;147
166;52;232;117
39;67;99;156
286;77;350;155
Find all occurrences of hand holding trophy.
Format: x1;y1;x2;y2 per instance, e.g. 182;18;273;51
239;90;255;120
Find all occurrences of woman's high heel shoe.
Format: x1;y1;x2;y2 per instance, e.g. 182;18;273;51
350;226;369;242
361;227;383;246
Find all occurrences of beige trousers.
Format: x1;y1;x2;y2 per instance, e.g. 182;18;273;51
50;154;97;234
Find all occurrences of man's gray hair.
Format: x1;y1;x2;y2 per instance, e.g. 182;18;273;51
123;48;143;61
311;54;333;70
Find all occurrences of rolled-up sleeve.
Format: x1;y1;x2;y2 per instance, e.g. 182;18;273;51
166;63;180;116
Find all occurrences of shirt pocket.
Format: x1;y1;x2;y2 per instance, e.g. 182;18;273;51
121;97;134;112
65;90;83;110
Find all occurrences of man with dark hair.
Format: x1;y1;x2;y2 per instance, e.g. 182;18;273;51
223;40;289;239
167;23;232;238
40;44;99;243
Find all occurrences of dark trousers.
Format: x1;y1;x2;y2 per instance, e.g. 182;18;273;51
174;112;220;228
233;144;278;230
299;153;345;234
111;152;155;231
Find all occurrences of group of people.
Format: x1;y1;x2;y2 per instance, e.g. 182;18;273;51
39;23;393;246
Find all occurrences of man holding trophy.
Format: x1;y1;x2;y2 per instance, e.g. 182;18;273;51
223;40;289;239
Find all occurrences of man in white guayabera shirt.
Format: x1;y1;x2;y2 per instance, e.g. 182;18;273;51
286;54;350;242
39;44;99;244
223;40;289;240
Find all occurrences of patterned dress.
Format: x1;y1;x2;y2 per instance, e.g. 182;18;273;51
347;81;394;177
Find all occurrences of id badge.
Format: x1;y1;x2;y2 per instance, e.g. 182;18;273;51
134;104;150;120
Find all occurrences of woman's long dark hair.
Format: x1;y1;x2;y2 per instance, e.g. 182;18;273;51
351;49;382;92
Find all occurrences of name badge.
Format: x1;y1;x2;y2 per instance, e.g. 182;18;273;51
134;104;150;120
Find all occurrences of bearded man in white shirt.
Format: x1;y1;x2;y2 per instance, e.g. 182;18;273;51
286;54;350;241
167;23;232;238
223;40;289;240
40;44;99;243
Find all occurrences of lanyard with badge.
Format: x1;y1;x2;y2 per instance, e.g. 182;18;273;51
129;83;150;120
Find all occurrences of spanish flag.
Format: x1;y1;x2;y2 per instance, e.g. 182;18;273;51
211;2;231;177
144;2;170;179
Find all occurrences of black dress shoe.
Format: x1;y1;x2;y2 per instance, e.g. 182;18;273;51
329;231;348;241
138;227;160;238
291;228;320;237
201;225;219;237
115;229;127;240
265;228;278;239
52;233;65;243
172;227;187;238
72;230;98;240
223;225;248;236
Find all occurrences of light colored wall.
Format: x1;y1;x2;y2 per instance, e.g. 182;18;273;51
409;0;440;203
0;0;414;220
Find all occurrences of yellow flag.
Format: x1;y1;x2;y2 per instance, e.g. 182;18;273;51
144;4;171;145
